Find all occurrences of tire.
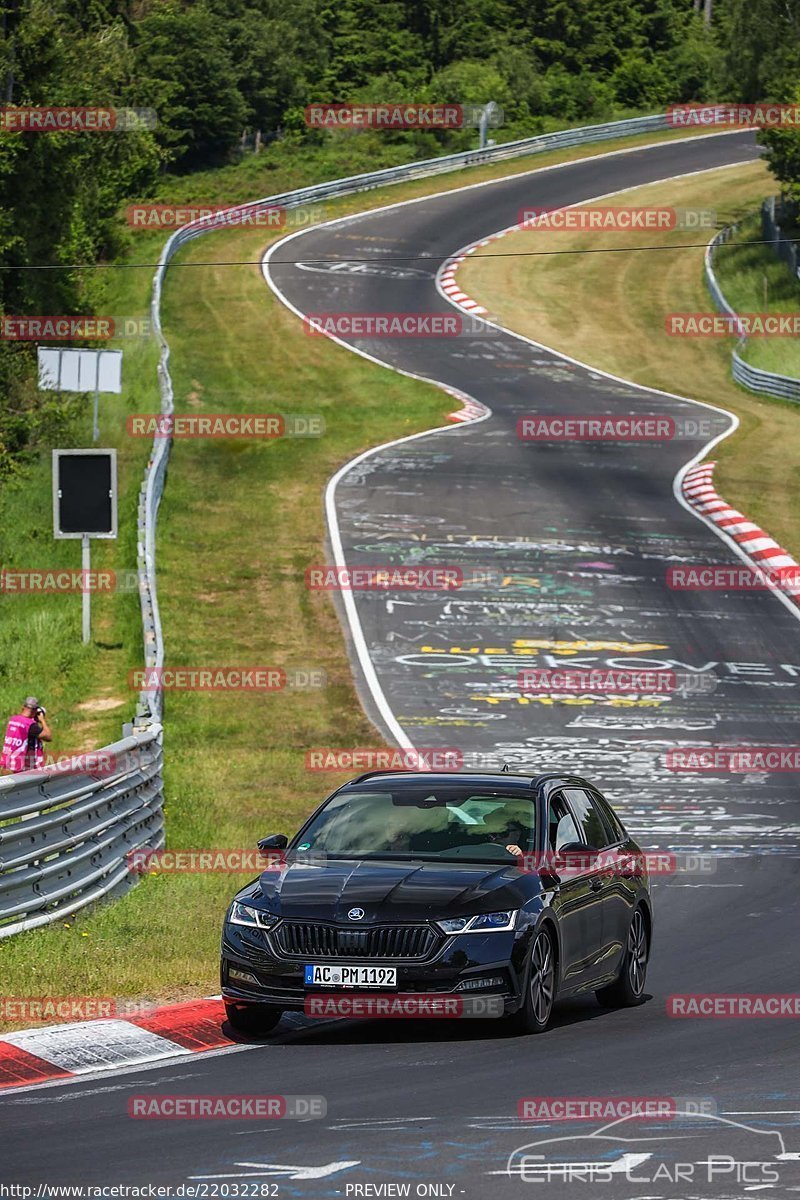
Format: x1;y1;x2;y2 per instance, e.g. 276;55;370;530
224;1001;282;1035
596;907;649;1008
506;927;557;1034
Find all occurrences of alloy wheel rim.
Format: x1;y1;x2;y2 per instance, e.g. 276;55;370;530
627;910;647;995
530;932;555;1024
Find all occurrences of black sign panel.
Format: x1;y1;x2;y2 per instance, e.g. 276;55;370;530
53;450;117;538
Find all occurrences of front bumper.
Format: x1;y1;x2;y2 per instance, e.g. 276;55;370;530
221;920;532;1012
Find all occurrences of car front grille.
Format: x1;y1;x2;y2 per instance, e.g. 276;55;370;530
272;921;437;960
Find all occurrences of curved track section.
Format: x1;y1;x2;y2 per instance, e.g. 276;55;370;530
3;131;800;1200
267;130;800;856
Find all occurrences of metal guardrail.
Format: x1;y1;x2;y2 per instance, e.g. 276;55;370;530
762;196;800;281
134;238;175;727
705;226;800;402
0;112;675;940
0;727;164;939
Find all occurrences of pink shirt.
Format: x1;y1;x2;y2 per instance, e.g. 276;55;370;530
1;714;45;772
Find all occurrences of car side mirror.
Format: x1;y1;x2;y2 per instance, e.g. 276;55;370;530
557;841;596;857
552;841;598;873
257;833;288;851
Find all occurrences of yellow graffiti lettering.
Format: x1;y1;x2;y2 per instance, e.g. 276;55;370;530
512;639;668;654
422;638;669;657
420;645;479;654
470;694;669;707
500;575;541;588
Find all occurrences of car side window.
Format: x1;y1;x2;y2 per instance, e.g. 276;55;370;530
563;788;612;849
590;790;626;843
548;793;581;852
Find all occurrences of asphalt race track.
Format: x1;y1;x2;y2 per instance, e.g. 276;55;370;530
3;130;800;1199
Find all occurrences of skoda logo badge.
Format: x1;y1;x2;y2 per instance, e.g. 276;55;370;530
348;907;365;921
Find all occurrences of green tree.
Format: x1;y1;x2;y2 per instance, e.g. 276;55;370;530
0;0;159;473
134;0;247;170
760;88;800;215
716;0;800;100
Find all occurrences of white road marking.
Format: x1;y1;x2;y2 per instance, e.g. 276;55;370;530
190;1161;360;1180
330;1116;435;1128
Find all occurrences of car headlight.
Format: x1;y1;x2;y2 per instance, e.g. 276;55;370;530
227;901;277;929
436;910;518;935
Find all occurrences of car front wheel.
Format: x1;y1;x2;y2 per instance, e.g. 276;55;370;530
224;1001;283;1035
596;907;649;1008
507;927;556;1034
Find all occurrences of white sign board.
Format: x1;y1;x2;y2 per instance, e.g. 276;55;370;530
38;348;122;395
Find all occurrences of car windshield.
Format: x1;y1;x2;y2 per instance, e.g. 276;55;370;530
294;785;537;862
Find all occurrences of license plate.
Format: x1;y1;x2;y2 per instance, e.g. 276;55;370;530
304;964;397;988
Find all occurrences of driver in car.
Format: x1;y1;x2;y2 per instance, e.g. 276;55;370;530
488;819;527;857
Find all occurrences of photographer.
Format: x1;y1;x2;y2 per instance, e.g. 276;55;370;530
1;695;52;773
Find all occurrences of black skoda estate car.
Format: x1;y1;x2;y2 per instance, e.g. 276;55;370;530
221;770;652;1035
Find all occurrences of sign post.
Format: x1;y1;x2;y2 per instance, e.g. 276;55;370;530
82;535;91;644
38;348;122;442
52;449;118;645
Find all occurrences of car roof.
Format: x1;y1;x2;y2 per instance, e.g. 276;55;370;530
341;770;592;791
